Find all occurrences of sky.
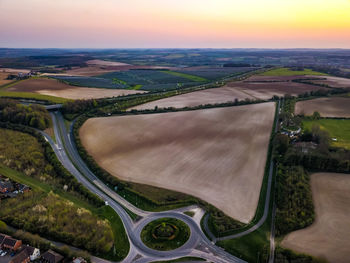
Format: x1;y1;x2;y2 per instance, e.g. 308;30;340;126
0;0;350;48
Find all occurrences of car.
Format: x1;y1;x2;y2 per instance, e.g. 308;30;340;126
1;252;7;256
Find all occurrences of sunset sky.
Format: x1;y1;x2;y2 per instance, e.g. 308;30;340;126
1;0;350;48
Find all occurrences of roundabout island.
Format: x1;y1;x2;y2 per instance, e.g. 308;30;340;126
141;218;191;251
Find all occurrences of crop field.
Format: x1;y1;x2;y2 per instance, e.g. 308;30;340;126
80;103;275;223
295;97;350;117
302;76;350;88
259;67;327;76
131;86;254;110
98;70;205;91
173;67;257;80
282;173;350;263
302;119;350;149
7;78;144;100
50;75;125;89
86;59;131;67
226;80;325;100
63;66;120;77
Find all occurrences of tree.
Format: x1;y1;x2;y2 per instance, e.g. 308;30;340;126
312;111;321;120
274;134;290;155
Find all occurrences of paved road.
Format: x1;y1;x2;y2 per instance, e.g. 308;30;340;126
268;203;276;263
45;111;245;263
215;161;275;242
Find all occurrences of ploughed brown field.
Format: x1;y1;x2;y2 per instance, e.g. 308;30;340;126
80;103;275;223
304;76;350;88
282;173;350;263
226;81;326;100
131;86;254;110
295;97;350;117
7;78;144;99
222;75;329;100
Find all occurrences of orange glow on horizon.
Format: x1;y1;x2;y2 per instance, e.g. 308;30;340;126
0;0;349;48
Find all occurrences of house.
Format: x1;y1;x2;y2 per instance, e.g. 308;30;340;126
41;250;64;263
9;248;31;263
72;257;87;263
21;245;40;261
2;237;22;251
0;233;10;248
0;180;14;193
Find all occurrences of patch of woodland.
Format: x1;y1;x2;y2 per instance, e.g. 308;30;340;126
0;98;51;129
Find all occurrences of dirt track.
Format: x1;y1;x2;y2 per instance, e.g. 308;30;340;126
80;103;275;223
131;86;254;110
295;97;350;117
7;78;144;99
282;173;350;263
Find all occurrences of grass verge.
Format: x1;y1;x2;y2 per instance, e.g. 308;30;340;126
96;206;130;261
217;219;270;263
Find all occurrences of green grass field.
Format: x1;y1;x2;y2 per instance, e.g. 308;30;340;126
260;68;327;77
303;119;350;149
0;91;69;104
162;70;207;82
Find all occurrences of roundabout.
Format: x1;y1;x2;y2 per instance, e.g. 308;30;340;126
141;217;191;251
